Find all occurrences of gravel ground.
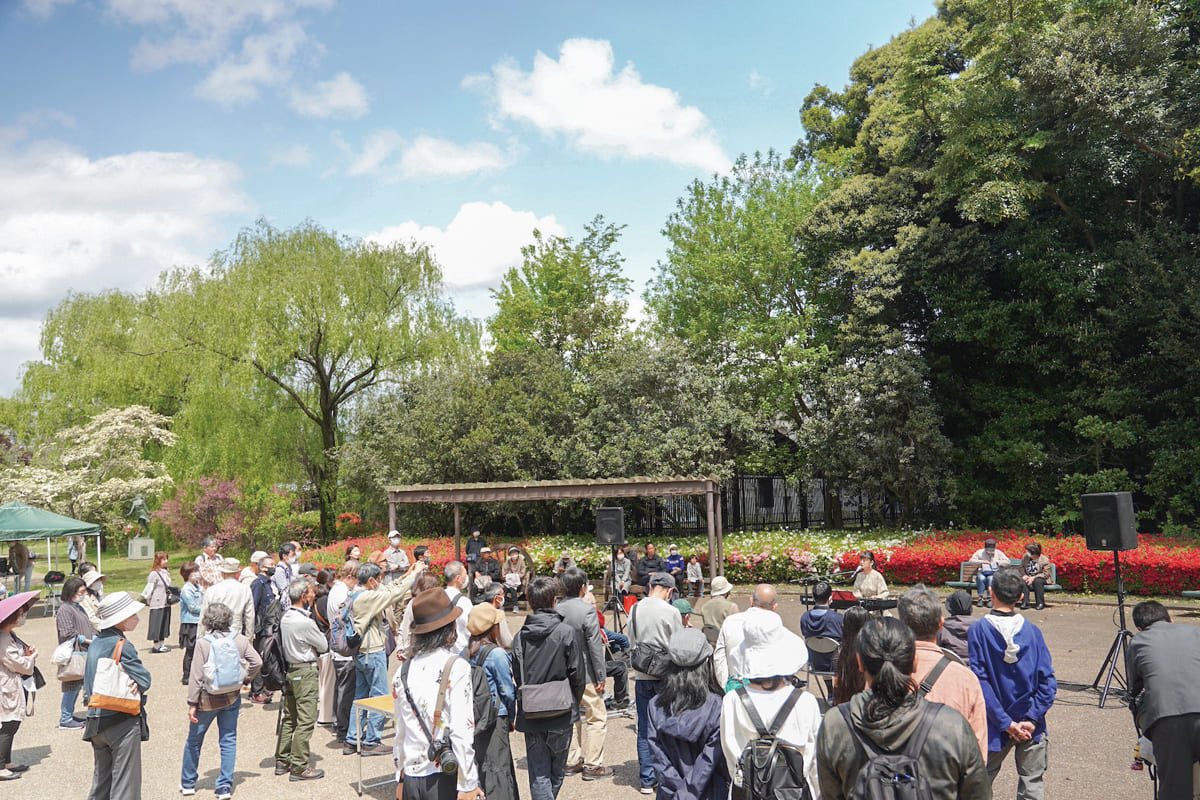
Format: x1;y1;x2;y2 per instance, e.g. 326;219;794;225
6;592;1173;800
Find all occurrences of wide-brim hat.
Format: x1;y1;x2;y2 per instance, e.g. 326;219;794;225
82;569;106;587
96;591;145;629
467;602;505;636
410;588;464;635
0;591;40;625
219;557;240;574
710;576;733;596
737;612;807;679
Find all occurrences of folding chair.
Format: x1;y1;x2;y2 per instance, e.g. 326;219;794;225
805;635;840;700
43;570;66;616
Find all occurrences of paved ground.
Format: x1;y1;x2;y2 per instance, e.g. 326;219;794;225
8;591;1174;799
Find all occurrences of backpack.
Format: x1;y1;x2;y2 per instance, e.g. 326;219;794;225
735;686;812;800
469;644;499;738
202;633;247;694
838;702;942;800
330;590;363;657
256;626;288;693
254;578;282;635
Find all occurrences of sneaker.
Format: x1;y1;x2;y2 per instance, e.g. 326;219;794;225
639;785;656;795
289;768;325;782
179;788;196;797
216;791;231;800
342;744;358;755
359;743;392;757
57;719;84;730
274;761;289;776
582;766;614;781
249;693;272;704
1035;603;1046;610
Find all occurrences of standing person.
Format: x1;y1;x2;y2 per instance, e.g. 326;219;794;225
714;584;793;690
6;543;31;594
685;556;703;598
650;628;729;800
851;551;889;600
396;572;444;661
56;576;96;729
180;602;263;799
272;543;298;609
969;568;1056;800
178;563;203;687
443;561;474;653
630;572;684;795
326;560;359;744
69;535;85;574
968;538;1009;607
392;589;484;800
512;576;587;800
501;547;527;611
80;569;107;630
141;552;173;653
937;591;974;663
346;560;425;756
274;579;328;782
1019;543;1051;610
898;586;989;757
344;544;361;563
83;592;152;800
312;567;337;727
559;567;614;781
0;591;39;780
468;602;519;800
816;618;990;800
832;606;871;705
1128;600;1200;799
665;545;686;593
465;526;487;569
195;538;224;592
381;532;409;583
200;559;254;637
720;615;821;800
248;555;279;702
698;576;737;642
238;551;267;585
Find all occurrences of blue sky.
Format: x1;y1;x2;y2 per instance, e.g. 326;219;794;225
0;0;937;395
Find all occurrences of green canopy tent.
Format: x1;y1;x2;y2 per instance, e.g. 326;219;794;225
0;501;103;578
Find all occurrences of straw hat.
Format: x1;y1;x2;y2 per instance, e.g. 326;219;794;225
737;612;808;679
410;588;463;635
96;592;145;629
467;603;505;636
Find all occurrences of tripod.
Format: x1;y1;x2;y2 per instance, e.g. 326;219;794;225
601;545;628;633
1091;549;1132;708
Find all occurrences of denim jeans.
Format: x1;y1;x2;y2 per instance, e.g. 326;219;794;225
634;679;661;789
976;571;995;598
180;698;241;792
61;685;81;725
346;650;388;746
524;726;571;800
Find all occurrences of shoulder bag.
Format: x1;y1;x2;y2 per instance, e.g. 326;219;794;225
87;638;142;715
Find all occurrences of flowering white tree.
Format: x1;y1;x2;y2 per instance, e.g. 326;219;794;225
0;405;176;543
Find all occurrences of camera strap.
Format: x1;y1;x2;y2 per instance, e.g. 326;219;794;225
400;655;459;745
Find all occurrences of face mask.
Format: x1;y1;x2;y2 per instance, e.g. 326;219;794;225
15;614;26;627
264;568;276;577
617;554;625;561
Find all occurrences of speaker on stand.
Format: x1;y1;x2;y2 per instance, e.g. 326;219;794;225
1083;491;1137;708
596;507;628;632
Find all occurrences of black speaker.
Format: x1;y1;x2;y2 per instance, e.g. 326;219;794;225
596;507;626;546
1081;492;1138;551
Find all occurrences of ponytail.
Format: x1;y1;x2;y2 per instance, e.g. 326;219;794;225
856;617;917;723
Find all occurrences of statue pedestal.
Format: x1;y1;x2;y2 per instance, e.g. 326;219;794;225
128;537;155;560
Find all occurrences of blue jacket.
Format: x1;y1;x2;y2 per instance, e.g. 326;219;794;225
800;606;844;671
665;554;686;574
648;691;730;800
474;644;516;718
84;629;152;719
968;611;1057;751
180;582;203;625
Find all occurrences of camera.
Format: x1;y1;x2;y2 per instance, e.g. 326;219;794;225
428;737;458;774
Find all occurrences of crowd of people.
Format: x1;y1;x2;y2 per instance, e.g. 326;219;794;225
9;530;1182;800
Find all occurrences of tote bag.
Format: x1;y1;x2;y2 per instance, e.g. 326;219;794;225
87;638;142;715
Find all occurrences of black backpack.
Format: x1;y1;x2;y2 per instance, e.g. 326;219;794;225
838;702;942;800
468;644;499;738
735;686;812;800
256;625;288;693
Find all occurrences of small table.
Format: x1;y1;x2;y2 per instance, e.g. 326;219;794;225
353;693;396;796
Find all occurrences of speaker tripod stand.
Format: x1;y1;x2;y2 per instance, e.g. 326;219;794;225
1091;549;1132;708
601;544;629;634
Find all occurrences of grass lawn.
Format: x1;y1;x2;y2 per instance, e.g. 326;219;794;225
12;538;195;594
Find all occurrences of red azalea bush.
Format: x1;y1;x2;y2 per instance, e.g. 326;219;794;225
834;529;1200;596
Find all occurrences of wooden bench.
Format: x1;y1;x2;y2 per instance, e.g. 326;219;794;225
947;558;1062;593
1182;590;1200;600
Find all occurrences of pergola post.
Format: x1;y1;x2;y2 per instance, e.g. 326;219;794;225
706;482;717;582
388;496;396;533
715;485;724;577
453;503;462;563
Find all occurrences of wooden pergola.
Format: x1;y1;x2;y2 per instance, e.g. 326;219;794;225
385;476;726;579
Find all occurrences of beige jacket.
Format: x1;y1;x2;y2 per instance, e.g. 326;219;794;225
201;578;255;637
0;631;35;723
352;570;419;654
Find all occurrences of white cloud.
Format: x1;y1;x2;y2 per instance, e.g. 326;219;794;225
22;0;74;18
288;71;369;118
270;142;312;166
0;131;252;394
749;70;772;95
367;201;564;289
195;22;307;106
346;132;510;181
468;38;731;173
